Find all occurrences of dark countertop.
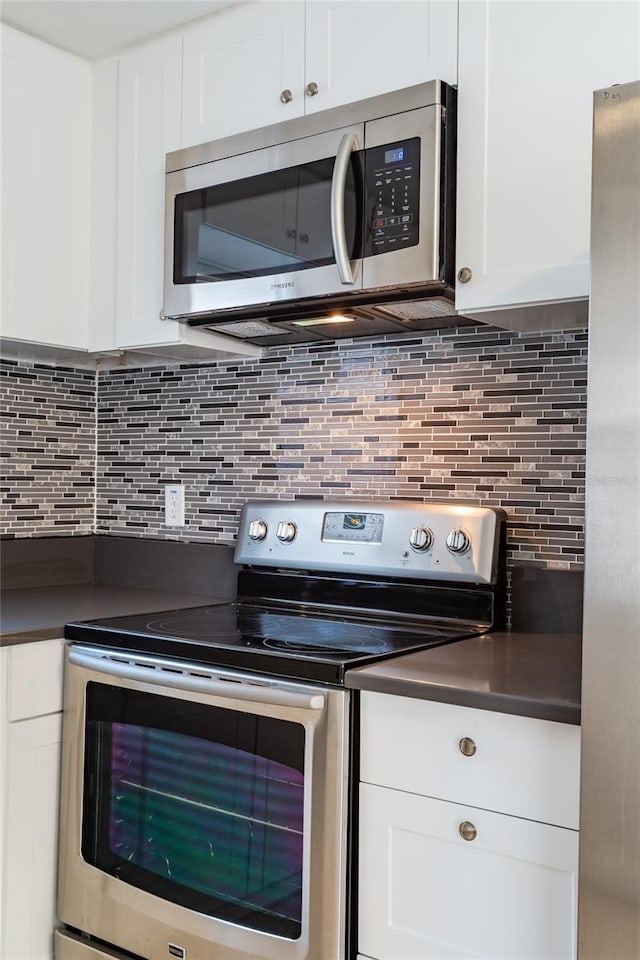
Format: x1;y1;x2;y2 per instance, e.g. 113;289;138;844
0;535;237;646
1;536;581;723
0;584;224;646
345;631;582;725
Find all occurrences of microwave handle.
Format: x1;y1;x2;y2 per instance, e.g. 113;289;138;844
331;133;358;285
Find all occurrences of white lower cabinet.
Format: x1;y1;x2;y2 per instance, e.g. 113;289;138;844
2;713;63;960
359;783;578;960
0;640;65;960
358;692;580;960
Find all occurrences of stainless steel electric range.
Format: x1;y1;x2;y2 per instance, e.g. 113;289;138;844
55;499;505;960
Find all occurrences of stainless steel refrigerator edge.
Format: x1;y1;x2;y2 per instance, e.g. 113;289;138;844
578;80;640;958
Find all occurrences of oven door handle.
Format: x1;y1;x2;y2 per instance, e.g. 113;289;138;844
68;646;326;711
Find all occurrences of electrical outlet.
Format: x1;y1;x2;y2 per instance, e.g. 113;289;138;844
164;484;185;527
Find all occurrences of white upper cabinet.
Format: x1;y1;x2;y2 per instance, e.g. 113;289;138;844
92;37;260;359
9;0;635;356
88;58;118;352
305;1;458;113
1;26;92;350
455;0;640;316
182;2;306;146
115;35;182;349
181;1;457;147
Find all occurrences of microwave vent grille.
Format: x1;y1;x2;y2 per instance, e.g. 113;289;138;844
205;319;282;339
372;297;456;322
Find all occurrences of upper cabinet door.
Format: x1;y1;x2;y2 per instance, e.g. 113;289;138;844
455;0;640;315
304;1;458;114
1;26;92;350
182;1;305;147
88;59;119;352
116;35;183;349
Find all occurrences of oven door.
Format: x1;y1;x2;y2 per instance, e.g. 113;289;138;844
58;644;349;960
164;125;365;319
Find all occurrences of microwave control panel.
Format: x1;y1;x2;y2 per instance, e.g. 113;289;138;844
365;137;421;255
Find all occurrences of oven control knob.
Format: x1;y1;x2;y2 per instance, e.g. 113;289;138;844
409;526;433;552
248;519;268;542
446;528;471;555
276;520;297;543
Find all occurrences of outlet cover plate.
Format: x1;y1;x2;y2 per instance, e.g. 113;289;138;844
164;484;185;527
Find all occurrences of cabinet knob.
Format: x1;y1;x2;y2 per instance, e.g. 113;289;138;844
280;88;294;104
457;266;473;283
459;821;477;842
305;81;319;97
458;737;477;757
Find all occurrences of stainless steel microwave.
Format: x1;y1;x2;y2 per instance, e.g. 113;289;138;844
164;81;457;346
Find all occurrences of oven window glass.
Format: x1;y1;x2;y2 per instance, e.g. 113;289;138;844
82;683;305;939
173;153;361;283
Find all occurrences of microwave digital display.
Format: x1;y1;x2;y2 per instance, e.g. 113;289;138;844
384;147;405;164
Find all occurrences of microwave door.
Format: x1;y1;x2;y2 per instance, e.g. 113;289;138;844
165;124;365;319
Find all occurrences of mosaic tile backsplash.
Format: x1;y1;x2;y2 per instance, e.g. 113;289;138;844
1;327;587;571
95;325;587;570
1;359;96;537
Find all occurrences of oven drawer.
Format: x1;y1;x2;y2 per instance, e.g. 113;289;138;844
360;692;580;829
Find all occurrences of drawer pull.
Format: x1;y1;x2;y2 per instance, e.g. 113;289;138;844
459;821;477;842
458;737;477;757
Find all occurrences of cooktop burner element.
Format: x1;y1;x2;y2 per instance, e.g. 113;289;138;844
144;608;239;641
261;635;384;654
65;499;506;685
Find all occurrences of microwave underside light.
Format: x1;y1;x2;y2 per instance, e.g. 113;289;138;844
291;315;355;327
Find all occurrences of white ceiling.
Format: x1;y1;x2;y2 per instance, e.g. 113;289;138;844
0;0;240;61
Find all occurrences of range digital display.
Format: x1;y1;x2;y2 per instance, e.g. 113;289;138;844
322;512;384;544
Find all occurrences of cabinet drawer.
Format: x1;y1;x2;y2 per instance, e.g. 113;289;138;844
6;638;65;721
358;782;578;960
360;692;580;829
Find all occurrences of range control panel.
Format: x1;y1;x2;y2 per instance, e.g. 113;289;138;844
365;137;421;255
235;500;505;585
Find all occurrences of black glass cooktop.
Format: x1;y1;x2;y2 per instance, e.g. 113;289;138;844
65;602;481;685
